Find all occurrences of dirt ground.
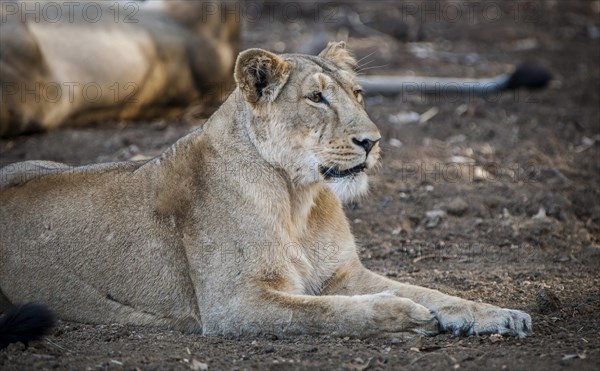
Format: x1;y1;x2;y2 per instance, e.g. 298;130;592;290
1;1;599;370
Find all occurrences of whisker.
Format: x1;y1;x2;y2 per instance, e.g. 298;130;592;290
323;165;338;177
356;64;389;73
356;51;377;65
357;58;377;70
354;59;375;72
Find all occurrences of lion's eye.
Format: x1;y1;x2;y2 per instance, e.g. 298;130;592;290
307;91;324;104
353;88;364;96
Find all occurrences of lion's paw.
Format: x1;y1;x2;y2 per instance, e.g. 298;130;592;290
433;302;532;338
368;292;439;336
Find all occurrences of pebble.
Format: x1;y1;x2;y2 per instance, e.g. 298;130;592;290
537;288;561;314
445;197;469;216
472;166;491;181
532;207;547;219
406;335;425;349
425;210;446;229
190;359;208;371
389;111;420;125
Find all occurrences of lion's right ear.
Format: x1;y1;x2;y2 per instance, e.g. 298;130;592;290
234;49;291;106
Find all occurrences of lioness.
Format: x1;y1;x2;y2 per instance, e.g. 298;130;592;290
0;43;532;339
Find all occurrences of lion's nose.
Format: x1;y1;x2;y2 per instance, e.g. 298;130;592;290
352;137;380;155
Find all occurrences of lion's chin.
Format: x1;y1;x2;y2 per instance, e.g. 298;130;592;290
325;172;369;202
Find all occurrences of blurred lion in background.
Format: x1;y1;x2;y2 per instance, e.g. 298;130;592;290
0;0;240;136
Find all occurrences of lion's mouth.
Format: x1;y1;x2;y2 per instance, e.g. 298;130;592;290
319;163;366;179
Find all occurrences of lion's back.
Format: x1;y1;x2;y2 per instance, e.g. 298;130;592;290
0;161;71;189
0;160;145;189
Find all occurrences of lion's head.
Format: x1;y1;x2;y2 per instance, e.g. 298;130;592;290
233;42;381;201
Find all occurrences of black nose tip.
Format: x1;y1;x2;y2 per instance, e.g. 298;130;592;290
352;137;380;154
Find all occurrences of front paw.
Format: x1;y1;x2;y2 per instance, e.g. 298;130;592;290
433;302;532;338
367;292;439;336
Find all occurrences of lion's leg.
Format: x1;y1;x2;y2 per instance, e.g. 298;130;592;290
323;260;532;337
204;290;438;338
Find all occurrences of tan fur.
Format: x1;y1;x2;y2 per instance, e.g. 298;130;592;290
0;43;532;338
318;41;358;72
0;0;239;137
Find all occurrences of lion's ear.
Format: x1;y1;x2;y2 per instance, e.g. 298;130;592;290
234;48;291;106
318;41;357;72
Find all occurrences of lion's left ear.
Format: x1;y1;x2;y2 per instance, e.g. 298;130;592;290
318;41;357;72
234;48;291;106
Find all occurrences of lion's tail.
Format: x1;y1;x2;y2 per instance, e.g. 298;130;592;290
0;303;55;350
358;63;552;95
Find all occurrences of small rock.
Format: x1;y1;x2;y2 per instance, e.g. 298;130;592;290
445;197;469;216
190;359;208;370
532;207;547;219
425;210;446;229
389;111;420;125
562;353;586;360
581;136;595;146
454;105;469;117
489;333;503;343
472;166;491;181
448;155;473;164
419;107;439;124
264;345;275;354
537;288;561;314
